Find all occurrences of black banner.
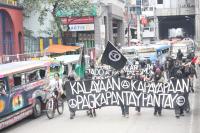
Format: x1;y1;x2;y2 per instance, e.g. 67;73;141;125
87;64;154;78
64;77;189;110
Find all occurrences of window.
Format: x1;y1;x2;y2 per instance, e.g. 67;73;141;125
27;71;38;83
27;69;46;82
0;79;6;94
157;0;163;4
39;69;46;79
13;74;25;86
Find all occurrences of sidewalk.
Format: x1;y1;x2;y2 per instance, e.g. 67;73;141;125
190;67;200;133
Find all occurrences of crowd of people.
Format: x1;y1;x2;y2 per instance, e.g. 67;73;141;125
49;49;198;120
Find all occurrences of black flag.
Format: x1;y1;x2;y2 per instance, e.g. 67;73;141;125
101;41;127;70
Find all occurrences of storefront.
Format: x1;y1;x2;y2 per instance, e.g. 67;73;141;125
61;16;96;60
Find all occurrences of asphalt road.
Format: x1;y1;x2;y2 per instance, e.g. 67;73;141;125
2;77;200;133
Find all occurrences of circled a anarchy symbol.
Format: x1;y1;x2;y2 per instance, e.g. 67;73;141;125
68;99;77;108
121;80;130;89
109;50;121;62
176;96;185;106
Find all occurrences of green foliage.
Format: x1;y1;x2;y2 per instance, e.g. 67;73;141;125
56;0;96;17
19;0;94;38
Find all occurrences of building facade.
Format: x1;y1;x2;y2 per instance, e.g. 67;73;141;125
0;1;24;56
128;0;199;44
23;0;126;60
154;0;199;43
94;0;125;57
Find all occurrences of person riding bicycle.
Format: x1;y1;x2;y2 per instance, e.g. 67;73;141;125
46;73;64;100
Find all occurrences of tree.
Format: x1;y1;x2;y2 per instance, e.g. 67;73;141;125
19;0;96;44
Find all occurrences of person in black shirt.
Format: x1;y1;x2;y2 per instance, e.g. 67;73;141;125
85;70;97;118
177;49;184;61
171;64;185;118
118;70;129;118
153;68;164;116
67;73;76;119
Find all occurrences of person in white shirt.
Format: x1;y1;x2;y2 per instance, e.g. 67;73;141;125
47;73;64;99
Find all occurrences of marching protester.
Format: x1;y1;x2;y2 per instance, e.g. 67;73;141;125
164;56;174;79
118;69;129;118
66;72;76;119
85;70;97;118
182;62;192;113
177;49;184;61
153;60;164;72
170;60;185;118
132;70;142;113
189;62;197;93
153;68;164;116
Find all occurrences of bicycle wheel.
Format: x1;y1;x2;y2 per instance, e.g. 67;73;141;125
57;99;64;115
46;98;55;119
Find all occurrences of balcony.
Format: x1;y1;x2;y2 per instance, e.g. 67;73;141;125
0;0;18;6
155;7;195;16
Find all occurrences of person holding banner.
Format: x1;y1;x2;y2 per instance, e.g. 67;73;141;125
85;70;97;118
132;70;142;113
118;70;129;118
153;68;164;116
170;63;185;118
67;73;76;119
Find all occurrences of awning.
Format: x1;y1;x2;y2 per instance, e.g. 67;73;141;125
47;45;80;53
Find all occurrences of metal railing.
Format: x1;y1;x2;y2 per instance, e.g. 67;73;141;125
24;36;40;53
0;52;49;64
0;0;17;6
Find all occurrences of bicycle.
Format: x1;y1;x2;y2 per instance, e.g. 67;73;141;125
44;89;64;119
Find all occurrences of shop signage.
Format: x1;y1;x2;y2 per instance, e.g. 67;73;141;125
66;24;94;31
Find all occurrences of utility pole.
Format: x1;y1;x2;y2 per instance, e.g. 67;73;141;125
137;15;141;40
126;0;130;46
136;0;142;41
